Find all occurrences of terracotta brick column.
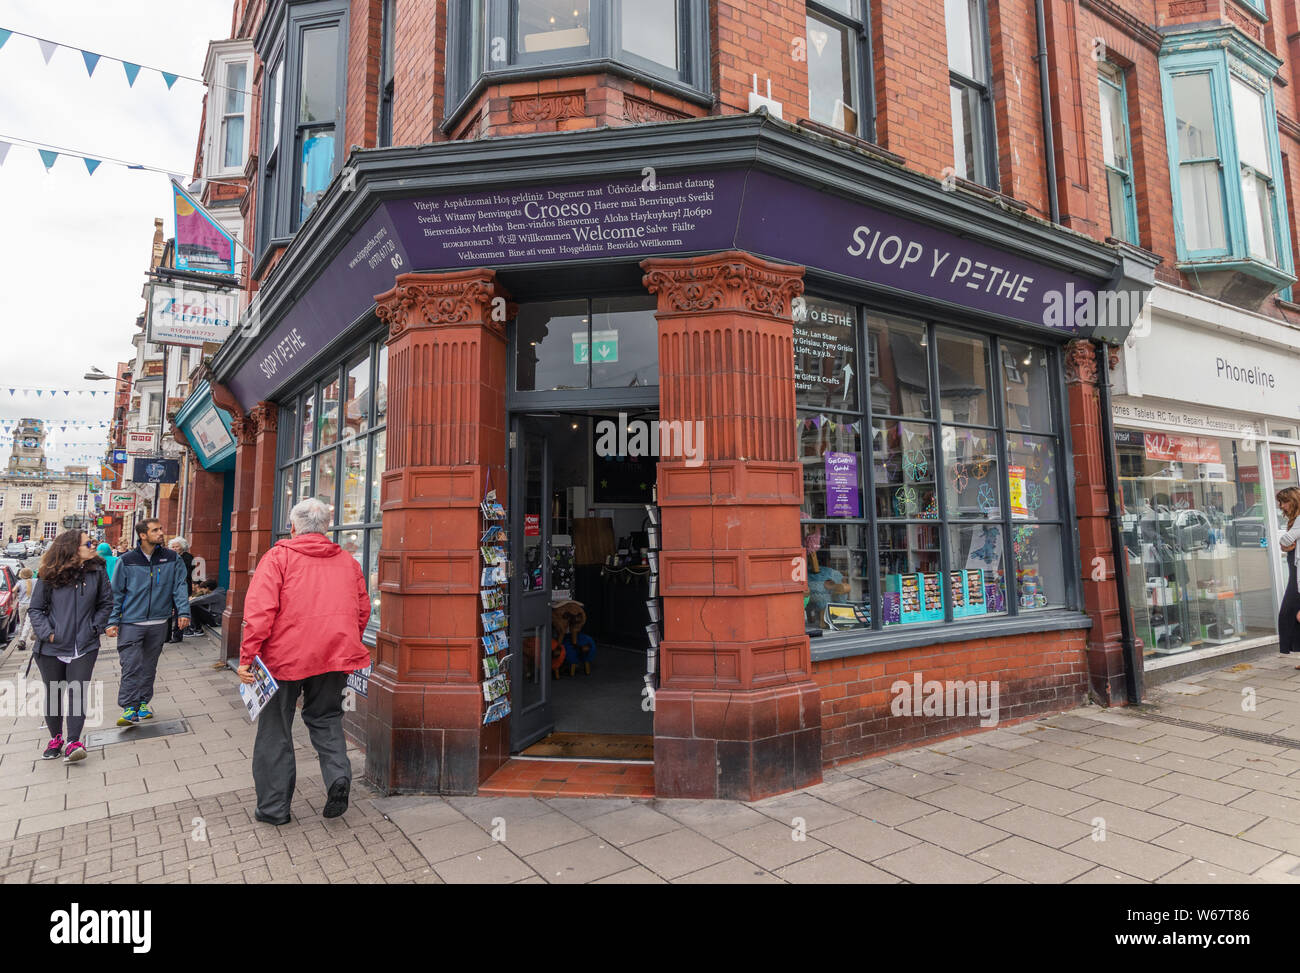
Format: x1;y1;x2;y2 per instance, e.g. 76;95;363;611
246;402;280;571
641;251;822;800
1065;339;1129;705
220;410;257;663
187;466;226;585
369;270;512;795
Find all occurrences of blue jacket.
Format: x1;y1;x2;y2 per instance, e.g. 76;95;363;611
108;543;191;626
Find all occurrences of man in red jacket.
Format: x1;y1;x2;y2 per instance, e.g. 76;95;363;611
238;497;373;826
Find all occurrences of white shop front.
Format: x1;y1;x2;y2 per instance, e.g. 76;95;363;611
1112;282;1300;666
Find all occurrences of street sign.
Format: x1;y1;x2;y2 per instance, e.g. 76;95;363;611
131;458;180;484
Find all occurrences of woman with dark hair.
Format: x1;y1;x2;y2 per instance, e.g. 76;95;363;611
1276;487;1300;667
28;530;113;762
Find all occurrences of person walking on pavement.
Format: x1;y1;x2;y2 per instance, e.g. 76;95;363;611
97;542;119;582
28;531;113;763
166;537;195;644
11;568;36;651
105;518;190;726
1276;487;1300;668
238;498;371;826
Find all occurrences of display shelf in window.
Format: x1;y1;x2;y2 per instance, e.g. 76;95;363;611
642;492;662;703
480;485;511;726
885;572;944;624
951;569;987;618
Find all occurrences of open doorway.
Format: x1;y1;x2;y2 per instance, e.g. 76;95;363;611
510;411;657;760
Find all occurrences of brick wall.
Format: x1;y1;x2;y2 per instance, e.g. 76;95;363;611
813;629;1090;765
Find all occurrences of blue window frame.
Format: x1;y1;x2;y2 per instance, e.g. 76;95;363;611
1098;61;1138;245
1159;27;1294;291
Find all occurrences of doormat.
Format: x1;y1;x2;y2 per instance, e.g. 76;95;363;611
85;718;189;749
521;732;653;761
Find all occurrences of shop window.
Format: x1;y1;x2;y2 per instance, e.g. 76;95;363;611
1098;61;1139;245
515;295;658;391
446;0;709;118
1118;430;1277;656
378;0;396;147
945;0;996;188
203;42;253;178
1159;29;1295;295
799;301;1069;640
258;1;349;256
806;0;873;141
276;334;388;634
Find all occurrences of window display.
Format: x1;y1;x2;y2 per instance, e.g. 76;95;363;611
798;298;1069;638
1117;429;1274;656
276;335;389;633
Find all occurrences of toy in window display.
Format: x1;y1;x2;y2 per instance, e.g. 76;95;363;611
806;556;852;627
551;600;595;677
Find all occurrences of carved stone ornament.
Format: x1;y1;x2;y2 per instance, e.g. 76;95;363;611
1064;339;1099;385
510;93;585;123
375;274;512;339
249;402;278;436
642;255;805;318
624;96;688;124
229;414;249;444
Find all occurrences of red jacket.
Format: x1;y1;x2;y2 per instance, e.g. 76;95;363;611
239;532;373;681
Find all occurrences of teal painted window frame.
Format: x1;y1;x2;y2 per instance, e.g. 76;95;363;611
1237;0;1267;17
1159;37;1295;284
1098;62;1138;245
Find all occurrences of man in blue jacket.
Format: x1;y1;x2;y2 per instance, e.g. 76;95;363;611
105;518;190;726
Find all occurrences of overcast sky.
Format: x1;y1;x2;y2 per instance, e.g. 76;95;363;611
0;0;231;470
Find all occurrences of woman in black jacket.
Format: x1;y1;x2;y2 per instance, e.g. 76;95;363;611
29;530;113;762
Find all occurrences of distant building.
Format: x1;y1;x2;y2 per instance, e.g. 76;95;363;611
0;419;95;542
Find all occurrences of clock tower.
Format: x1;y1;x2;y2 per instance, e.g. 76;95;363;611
8;418;47;473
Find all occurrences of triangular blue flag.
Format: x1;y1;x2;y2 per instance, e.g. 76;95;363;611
63;390;69;396
35;390;42;397
81;50;99;76
161;72;178;89
122;61;141;86
83;158;100;175
0;30;10;50
37;149;58;171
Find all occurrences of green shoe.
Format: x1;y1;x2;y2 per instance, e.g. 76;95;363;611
136;704;153;721
116;707;139;727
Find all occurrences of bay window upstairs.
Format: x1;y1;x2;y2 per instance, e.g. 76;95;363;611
1159;26;1294;309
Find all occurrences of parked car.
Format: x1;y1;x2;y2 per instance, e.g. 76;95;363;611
3;542;26;559
24;540;40;557
0;564;17;641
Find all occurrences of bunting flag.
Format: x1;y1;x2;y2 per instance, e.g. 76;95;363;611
161;72;177;89
36;38;56;64
83;157;100;175
0;141;9;166
37;149;57;171
0;29;10;50
121;61;140;87
0;135;186;178
81;50;99;76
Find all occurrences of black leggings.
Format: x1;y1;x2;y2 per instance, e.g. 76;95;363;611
34;650;99;743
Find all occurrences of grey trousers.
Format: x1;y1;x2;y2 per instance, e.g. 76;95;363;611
116;623;169;709
252;670;351;821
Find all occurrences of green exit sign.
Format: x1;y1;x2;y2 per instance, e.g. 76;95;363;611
572;330;619;365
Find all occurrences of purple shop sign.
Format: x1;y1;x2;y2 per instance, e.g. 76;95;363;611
226;165;1102;408
825;451;860;518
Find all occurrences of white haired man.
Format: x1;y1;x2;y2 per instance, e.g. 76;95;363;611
238;498;372;825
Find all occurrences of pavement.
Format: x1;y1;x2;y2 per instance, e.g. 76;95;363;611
4;629;1300;884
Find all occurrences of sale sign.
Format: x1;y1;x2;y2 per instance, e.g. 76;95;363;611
1143;433;1222;464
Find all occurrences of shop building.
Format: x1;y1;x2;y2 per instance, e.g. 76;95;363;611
191;0;1164;800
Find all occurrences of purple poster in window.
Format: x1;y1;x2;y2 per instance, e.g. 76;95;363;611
825;451;860;518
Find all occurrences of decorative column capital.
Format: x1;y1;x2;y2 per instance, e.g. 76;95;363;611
1064;339;1099;386
641;251;805;320
375;270;515;341
229;414;250;444
248;401;278;437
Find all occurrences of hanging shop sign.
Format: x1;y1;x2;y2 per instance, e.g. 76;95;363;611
131;457;180;484
190;405;234;463
226;165;1112;408
106;492;136;512
172;180;237;277
147;280;239;348
112;450;128;464
126;431;157;454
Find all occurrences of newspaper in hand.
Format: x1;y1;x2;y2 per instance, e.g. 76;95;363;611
239;655;279;722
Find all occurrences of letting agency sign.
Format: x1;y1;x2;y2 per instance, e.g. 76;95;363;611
146;281;238;348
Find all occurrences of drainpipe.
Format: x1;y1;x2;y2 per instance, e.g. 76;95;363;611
1034;0;1061;224
1096;341;1142;704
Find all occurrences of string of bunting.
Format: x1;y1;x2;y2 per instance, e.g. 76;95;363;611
0;27;251;95
799;415;863;434
0;387;113;397
0;133;187;177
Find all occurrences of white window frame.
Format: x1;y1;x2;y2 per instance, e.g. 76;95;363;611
19;493;33;511
203;40;255;180
43;522;57;541
76;494;88;514
46;492;58;511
